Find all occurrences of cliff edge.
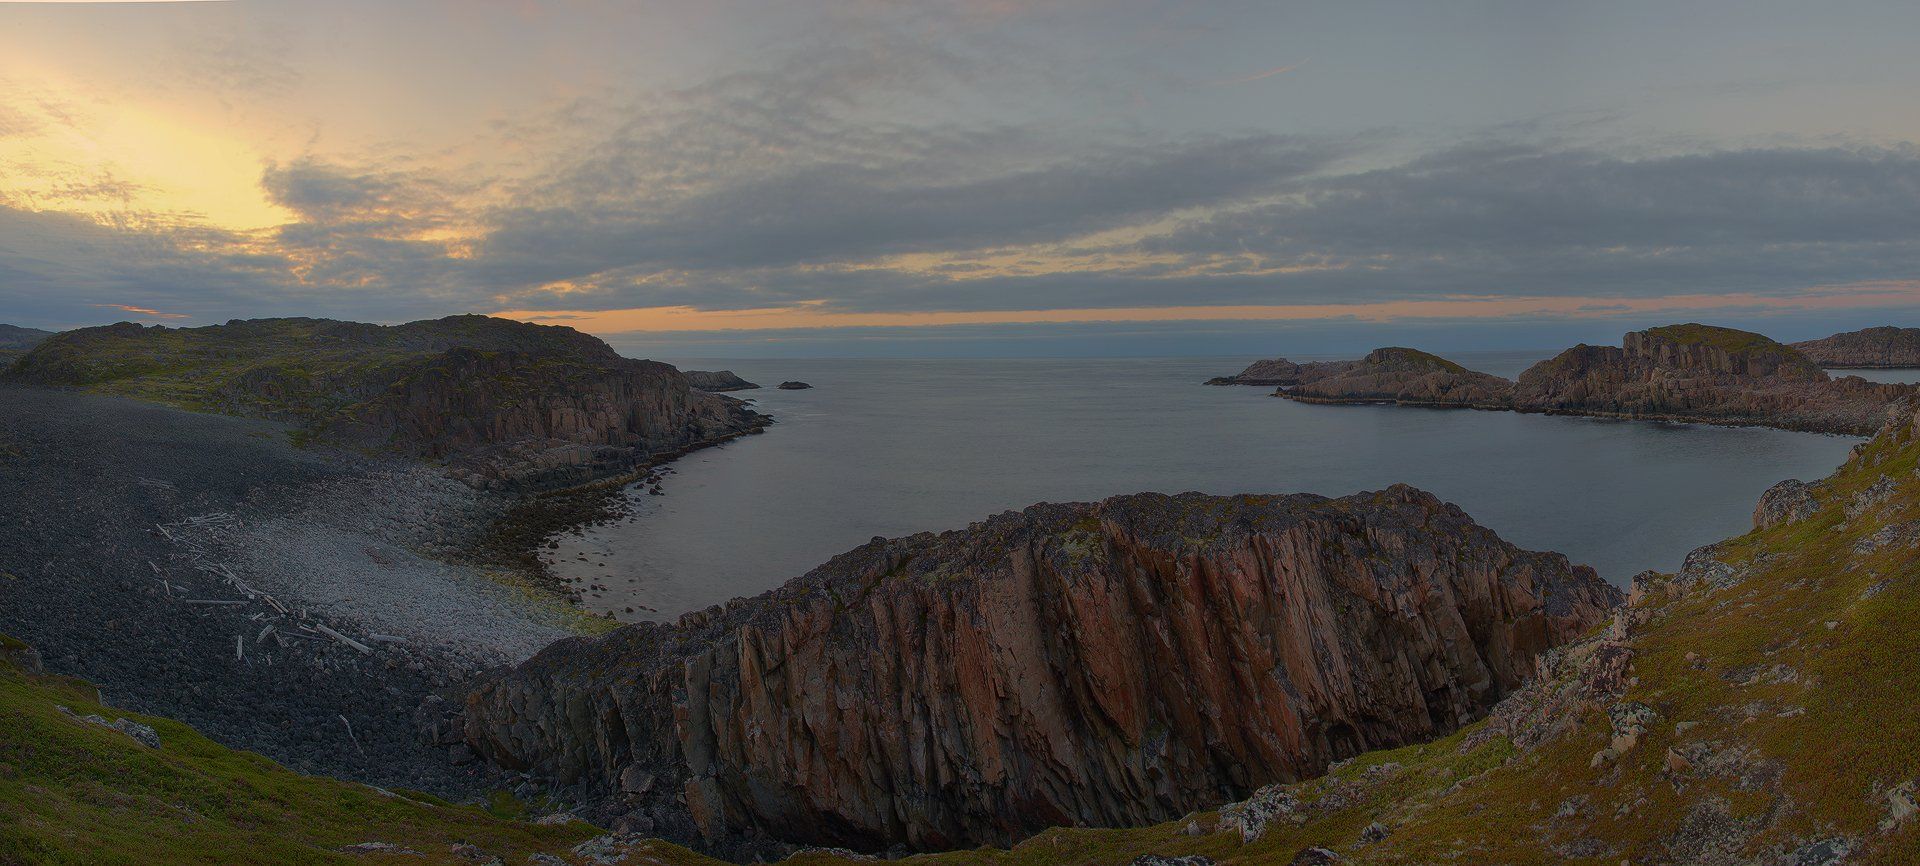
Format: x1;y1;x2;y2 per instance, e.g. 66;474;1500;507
453;486;1619;852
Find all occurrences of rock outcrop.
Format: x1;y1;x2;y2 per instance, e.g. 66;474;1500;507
1512;324;1913;434
1282;347;1515;408
454;487;1620;851
683;370;760;392
3;315;766;488
1752;479;1820;530
777;380;814;390
1791;326;1920;368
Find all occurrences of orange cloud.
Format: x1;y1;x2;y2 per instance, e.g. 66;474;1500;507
495;281;1920;336
89;303;189;319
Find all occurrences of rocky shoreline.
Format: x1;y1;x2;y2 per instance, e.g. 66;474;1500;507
0;378;771;808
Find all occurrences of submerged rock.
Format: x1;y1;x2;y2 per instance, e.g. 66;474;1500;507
457;486;1619;851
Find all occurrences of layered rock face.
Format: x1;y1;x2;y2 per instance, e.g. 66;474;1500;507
1791;326;1920;368
456;487;1619;851
1282;347;1515;408
1513;324;1913;434
4;315;765;487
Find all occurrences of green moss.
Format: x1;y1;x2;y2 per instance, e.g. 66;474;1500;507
0;641;725;866
1642;323;1799;359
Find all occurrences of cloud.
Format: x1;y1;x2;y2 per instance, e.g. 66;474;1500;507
89;303;188;319
1212;63;1300;86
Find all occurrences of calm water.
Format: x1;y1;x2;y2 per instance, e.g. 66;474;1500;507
549;353;1860;622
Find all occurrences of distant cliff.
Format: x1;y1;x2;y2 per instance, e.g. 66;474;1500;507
453;487;1619;851
1791;326;1920;368
1209;324;1915;434
3;315;766;488
0;324;53;351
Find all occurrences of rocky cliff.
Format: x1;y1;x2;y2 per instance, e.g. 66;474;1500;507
3;315;765;488
453;487;1619;852
1513;324;1912;434
1791;326;1920;368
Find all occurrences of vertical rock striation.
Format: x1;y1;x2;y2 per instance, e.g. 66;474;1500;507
456;487;1619;851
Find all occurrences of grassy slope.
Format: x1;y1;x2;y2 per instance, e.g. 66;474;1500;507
791;414;1920;866
0;651;721;866
1642;323;1811;365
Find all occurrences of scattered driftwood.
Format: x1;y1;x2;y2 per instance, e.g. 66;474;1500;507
312;623;373;655
181;599;247;606
235;635;244;662
339;715;366;758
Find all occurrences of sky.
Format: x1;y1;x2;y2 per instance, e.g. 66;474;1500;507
2;0;1919;356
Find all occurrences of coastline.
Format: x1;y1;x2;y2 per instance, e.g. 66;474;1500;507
1276;390;1878;435
0;382;769;802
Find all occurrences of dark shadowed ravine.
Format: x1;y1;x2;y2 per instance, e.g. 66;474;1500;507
550;353;1870;622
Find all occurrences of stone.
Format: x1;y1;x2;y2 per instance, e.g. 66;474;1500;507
1753;479;1819;530
777;380;813;390
1879;782;1918;831
1288;848;1341;866
1130;856;1215;866
1360;822;1390;843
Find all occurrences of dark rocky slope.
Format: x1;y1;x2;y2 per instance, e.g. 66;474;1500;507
454;487;1619;852
1791;325;1920;368
0;323;53;350
3;315;765;488
0;323;53;366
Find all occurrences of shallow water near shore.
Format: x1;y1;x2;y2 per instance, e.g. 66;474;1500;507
550;353;1861;622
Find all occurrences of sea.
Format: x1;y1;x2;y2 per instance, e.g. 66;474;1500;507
546;352;1912;622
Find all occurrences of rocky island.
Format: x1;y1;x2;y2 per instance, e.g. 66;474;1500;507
683;370;760;391
1791;326;1920;368
453;486;1618;851
1213;323;1917;435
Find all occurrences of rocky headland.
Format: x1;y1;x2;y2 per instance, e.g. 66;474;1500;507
683;370;761;392
452;486;1620;852
1791;326;1920;368
1280;347;1516;408
1211;324;1917;434
3;315;767;489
